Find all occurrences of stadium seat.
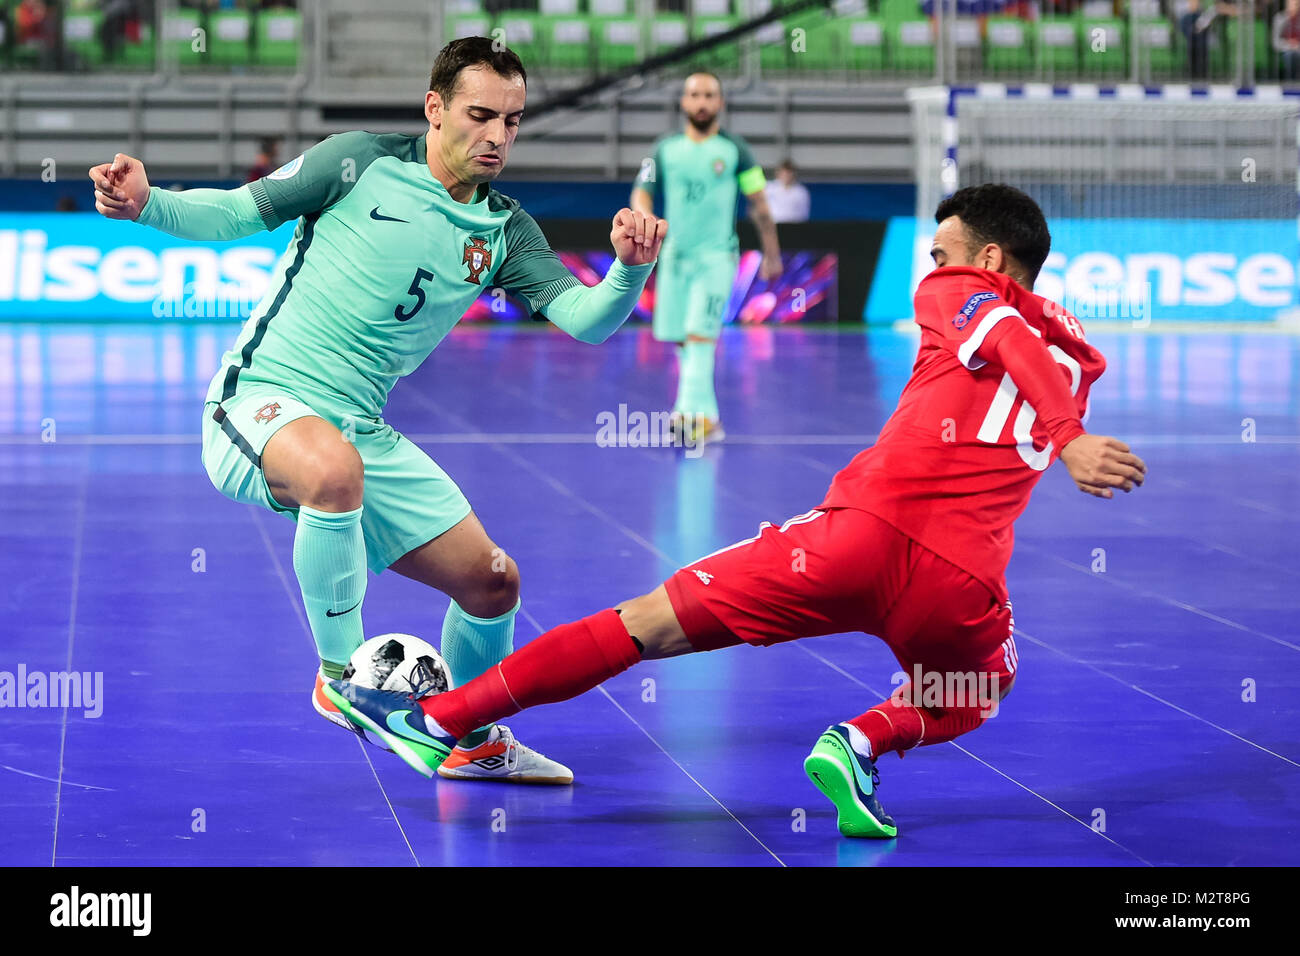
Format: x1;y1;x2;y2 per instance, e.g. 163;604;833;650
594;17;641;70
650;15;689;54
1036;17;1078;74
256;10;301;69
891;19;935;73
693;0;732;14
446;14;491;43
1079;19;1126;77
209;11;252;68
1136;19;1176;77
839;17;885;72
692;17;740;71
757;20;791;73
162;10;206;68
546;17;591;71
590;0;631;14
794;12;840;71
985;16;1033;73
539;0;580;13
880;0;923;19
1226;19;1273;80
63;11;104;69
119;22;155;70
498;14;542;66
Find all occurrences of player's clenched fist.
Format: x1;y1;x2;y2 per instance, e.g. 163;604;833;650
88;153;151;221
1059;433;1147;499
611;207;666;267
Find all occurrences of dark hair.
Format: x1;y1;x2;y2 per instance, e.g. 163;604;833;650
429;36;527;103
934;183;1051;282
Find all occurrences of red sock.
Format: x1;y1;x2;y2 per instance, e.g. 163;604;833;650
421;609;642;741
848;682;987;758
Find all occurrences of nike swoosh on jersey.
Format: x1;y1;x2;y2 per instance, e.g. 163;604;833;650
325;601;361;618
369;206;409;223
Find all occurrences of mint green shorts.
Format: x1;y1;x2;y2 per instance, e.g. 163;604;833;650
201;384;471;574
652;247;739;342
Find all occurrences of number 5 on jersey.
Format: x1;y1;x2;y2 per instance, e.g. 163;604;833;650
395;268;435;322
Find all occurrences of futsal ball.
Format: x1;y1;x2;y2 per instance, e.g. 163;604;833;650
343;634;453;697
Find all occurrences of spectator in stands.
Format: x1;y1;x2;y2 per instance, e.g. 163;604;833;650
16;0;57;69
101;0;135;63
1180;0;1216;78
1275;0;1300;79
764;160;810;224
245;137;282;183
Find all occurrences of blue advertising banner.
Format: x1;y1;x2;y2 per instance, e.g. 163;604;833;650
865;216;1300;325
0;213;839;322
0;214;296;320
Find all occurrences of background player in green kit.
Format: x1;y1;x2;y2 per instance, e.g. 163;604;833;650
87;38;667;784
631;71;782;445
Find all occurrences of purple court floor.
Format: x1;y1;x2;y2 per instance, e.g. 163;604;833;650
1;322;1298;866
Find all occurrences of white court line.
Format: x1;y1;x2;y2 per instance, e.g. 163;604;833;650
479;414;1141;863
793;644;1154;866
401;386;786;862
2;432;1298;447
1015;540;1300;654
50;461;89;868
516;607;786;868
1013;628;1300;770
246;508;421;868
4;763;113;792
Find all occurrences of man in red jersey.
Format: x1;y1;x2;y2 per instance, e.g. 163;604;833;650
325;184;1147;837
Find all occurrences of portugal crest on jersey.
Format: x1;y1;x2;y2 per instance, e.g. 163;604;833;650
462;238;492;284
712;158;725;176
253;402;281;424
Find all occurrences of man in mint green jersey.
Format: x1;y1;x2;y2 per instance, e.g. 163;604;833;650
88;37;666;784
631;71;782;446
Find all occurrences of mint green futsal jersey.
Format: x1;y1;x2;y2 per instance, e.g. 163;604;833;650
634;130;765;340
198;130;586;572
208;130;582;420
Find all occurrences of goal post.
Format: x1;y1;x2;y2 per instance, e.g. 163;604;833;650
908;84;1300;327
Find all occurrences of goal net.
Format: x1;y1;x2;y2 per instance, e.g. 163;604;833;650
909;86;1300;326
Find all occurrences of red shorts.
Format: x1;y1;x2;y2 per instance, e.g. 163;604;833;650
664;508;1018;689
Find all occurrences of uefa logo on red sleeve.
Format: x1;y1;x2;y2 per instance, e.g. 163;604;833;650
953;292;997;330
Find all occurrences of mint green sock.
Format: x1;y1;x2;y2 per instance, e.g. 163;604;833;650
292;505;366;676
675;339;719;420
441;598;519;744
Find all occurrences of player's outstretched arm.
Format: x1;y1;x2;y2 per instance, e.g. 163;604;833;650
89;153;151;220
88;152;266;241
1059;435;1147;499
539;208;666;344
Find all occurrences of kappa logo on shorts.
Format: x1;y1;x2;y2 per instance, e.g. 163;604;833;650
693;569;714;586
952;291;998;330
252;402;282;424
462;237;492;285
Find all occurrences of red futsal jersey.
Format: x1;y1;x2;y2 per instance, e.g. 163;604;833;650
820;267;1107;604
